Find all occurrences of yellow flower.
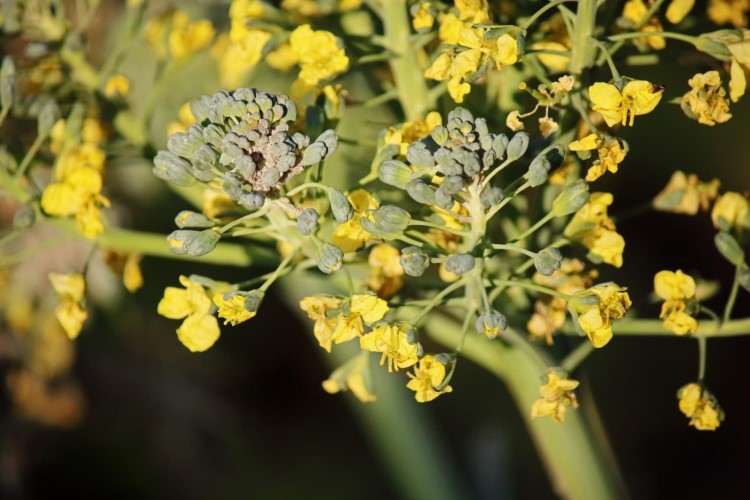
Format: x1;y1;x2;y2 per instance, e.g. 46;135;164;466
707;0;749;29
103;250;144;293
412;2;435;31
213;293;257;326
360;322;421;372
104;75;130;98
666;0;695;23
570;283;631;348
322;352;376;403
678;383;724;431
330;294;389;345
655;270;699;335
622;0;666;49
570;133;628;182
365;244;405;299
530;370;580;423
406;354;453;402
384;112;442;156
229;0;264;21
168;11;215;60
506;110;525;131
539;117;559;138
653;171;720;215
438;13;464;45
589;80;664;127
157;276;220;352
212;30;272;88
41;165;111;239
564;192;625;267
49;273;88;340
681;71;732;125
266;42;298;72
300;295;343;352
289;25;349;91
711;191;750;230
332;189;379;253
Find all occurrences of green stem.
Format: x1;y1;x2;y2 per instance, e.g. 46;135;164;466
493;279;571;300
560;317;750;337
382;0;431;119
722;266;741;324
602;0;666;62
593;40;620;80
14;134;48;179
410;279;467;325
259;249;298;292
409;220;471;237
522;0;579;30
569;0;598;75
607;31;697;44
697;335;707;381
492;243;537;259
514;212;555;242
561;341;595;373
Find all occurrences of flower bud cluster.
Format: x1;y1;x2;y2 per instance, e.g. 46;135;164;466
154;88;338;210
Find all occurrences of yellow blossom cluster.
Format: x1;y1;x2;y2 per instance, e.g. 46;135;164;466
531;369;580;423
564;193;625;268
678;383;724;430
145;10;214;61
289;25;350;97
653;171;720;215
621;0;666;50
360;322;421;372
49;273;88;340
654;270;699;335
708;0;750;28
569;133;628;182
681;71;732;125
569;283;632;348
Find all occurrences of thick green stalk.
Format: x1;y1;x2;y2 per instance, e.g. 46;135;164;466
424;312;624;500
569;0;598;76
561;318;750;338
382;0;431;119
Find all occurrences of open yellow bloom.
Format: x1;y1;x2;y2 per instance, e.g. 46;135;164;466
570;283;631;347
569;133;627;182
681;71;732;125
655;270;699;335
711;191;750;230
589;81;664;127
41;165;111;239
331;294;389;345
300;295;343;352
653;171;720;215
360;322;421;372
157;276;220;352
289;25;349;92
412;2;435;31
322;353;376;403
406;355;453;402
49;273;88;340
564;192;625;267
678;383;724;430
266;42;297;72
365;244;405;299
333;190;378;253
531;370;580;423
213;293;257;326
384;112;442;156
168;11;215;60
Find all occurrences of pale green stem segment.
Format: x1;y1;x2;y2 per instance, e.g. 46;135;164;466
722;266;741;325
15;134;48;179
410;278;467;325
409;220;471;237
560;317;750;337
697;335;707;381
493;279;571;300
521;0;579;30
569;0;598;75
492;243;537;259
514;212;555;243
561;340;595;373
382;0;431;119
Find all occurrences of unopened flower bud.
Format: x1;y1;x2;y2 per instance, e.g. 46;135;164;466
378;159;412;189
534;247;563;276
297;208;319;236
400;246;430;276
190;95;212;123
440;175;465;195
318;243;344;274
475;310;507;338
329;189;353;222
492;134;509;159
528;155;551;187
185;229;221;257
13;205;35;229
238;192;265;210
431;125;448;145
167;230;197;255
738;266;750;292
360;205;411;239
406;142;435;167
406;179;436;205
153;151;196;187
481;186;504;208
445;253;475;276
434;187;455;211
175;210;215;229
167;131;202;158
552;180;590;216
506;132;529;160
37;99;60;136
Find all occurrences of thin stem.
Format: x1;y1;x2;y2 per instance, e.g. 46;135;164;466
722;266;741;324
259;249;298;292
607;31;697;44
697;335;707;381
593;40;620;80
487;180;531;220
410;279;467;325
513;212;555;243
492;243;537;259
409;220;471;237
455;306;477;354
481;158;513;189
14;134;47;179
522;0;579;30
602;0;666;61
561;341;595;373
218;207;270;234
493;279;571;300
560;317;750;337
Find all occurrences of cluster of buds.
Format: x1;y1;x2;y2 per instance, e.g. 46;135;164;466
154;88;338;210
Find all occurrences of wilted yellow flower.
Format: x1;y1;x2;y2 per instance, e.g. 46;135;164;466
531;369;580;423
360;322;420;372
564;192;625;268
589;80;664;127
681;71;732;125
213;293;256;326
332;190;378;253
653;171;721;215
569;133;628;182
678;383;724;430
506;110;525;131
711;191;750;230
707;0;749;28
539;116;559;138
289;25;349;93
666;0;696;23
406;354;453;402
322;353;376;403
365;244;405;299
157;276;220;352
622;0;666;49
569;283;631;348
655;270;699;335
49;273;88;340
104;75;130;98
300;295;343;352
